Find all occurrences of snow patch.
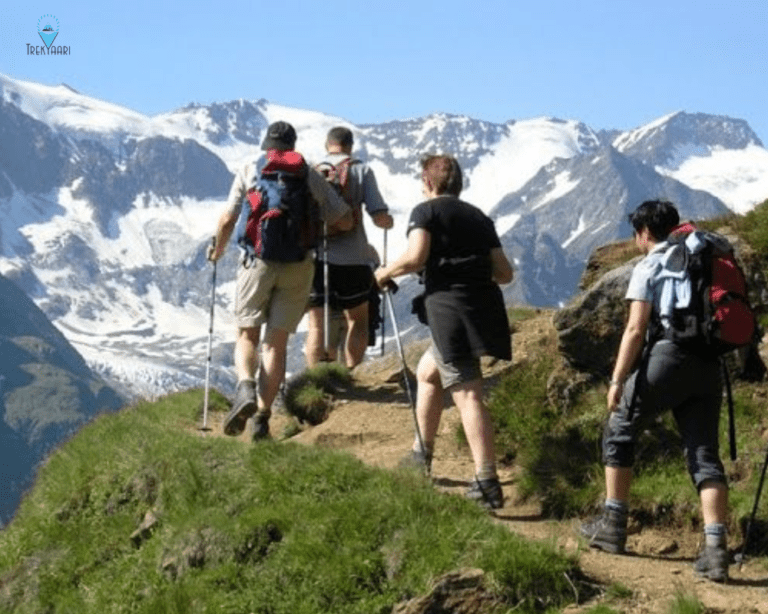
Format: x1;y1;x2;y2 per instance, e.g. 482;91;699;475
464;118;590;212
658;144;768;214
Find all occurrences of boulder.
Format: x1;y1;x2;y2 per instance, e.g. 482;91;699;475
553;261;635;377
554;227;767;379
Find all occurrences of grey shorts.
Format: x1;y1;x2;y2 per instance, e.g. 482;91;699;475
602;341;726;490
235;255;314;332
427;342;482;390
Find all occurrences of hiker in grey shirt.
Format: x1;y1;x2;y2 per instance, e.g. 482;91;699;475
305;126;393;369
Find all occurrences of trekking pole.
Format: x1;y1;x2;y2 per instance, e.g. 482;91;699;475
323;220;331;361
738;443;768;570
380;228;387;356
200;237;217;433
383;284;426;457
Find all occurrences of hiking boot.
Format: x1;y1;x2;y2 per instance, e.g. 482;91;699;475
250;409;271;442
223;380;257;436
466;476;504;510
578;509;627;554
398;449;432;476
693;544;729;583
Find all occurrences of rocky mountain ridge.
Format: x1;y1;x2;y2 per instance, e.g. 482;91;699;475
2;73;768;404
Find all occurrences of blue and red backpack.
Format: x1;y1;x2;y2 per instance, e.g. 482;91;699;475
239;150;320;262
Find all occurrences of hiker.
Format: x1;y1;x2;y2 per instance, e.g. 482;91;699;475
304;126;393;369
374;154;513;509
578;199;730;582
208;121;352;440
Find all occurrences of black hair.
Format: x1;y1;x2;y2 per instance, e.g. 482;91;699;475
326;126;354;149
628;199;680;241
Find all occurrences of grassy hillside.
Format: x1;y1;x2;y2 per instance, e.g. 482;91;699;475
0;389;583;614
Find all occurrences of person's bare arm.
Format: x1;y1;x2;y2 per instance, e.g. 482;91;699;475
490;247;513;284
208;210;238;261
374;228;430;287
607;300;651;411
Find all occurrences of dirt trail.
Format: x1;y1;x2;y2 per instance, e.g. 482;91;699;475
206;339;768;613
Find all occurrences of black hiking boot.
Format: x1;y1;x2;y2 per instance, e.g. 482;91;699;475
224;380;257;436
578;509;627;554
693;544;729;583
466;476;504;510
398;449;432;476
250;409;271;442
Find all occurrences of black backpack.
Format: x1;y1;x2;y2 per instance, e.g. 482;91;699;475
239;151;319;262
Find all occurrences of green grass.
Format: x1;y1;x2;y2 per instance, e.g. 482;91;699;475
284;362;353;425
731;198;768;255
668;589;706;614
0;389;583;614
581;606;622;614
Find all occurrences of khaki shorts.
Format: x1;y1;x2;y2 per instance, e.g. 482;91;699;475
236;255;314;332
427;342;482;389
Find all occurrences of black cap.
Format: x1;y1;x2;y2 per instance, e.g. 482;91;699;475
261;121;297;151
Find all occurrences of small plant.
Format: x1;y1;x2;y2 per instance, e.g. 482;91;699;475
283;363;353;425
582;606;622;614
604;581;633;600
668;588;706;614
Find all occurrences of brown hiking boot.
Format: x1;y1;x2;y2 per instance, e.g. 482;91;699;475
250;408;271;442
466;476;504;510
223;380;257;436
578;509;627;554
693;544;729;582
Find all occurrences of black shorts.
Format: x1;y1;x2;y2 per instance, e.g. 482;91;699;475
309;262;374;310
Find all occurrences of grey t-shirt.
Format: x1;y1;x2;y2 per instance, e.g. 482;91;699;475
317;152;389;266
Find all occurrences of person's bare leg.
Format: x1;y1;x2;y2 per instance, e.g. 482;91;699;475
259;327;289;413
700;480;728;525
234;326;260;381
450;379;495;476
343;302;369;368
413;350;444;452
304;307;327;368
605;466;633;503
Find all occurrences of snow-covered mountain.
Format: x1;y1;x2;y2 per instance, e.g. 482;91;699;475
2;73;767;400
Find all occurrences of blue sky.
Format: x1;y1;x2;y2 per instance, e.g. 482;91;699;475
3;1;767;141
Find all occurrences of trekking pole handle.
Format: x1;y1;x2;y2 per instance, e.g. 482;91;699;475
207;235;218;261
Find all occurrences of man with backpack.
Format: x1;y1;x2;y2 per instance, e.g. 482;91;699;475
374;154;513;510
208;121;351;440
304;126;393;369
579;200;731;582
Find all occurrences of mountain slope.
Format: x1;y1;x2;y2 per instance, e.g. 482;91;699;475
0;273;124;525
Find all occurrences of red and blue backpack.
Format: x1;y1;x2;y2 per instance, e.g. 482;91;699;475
239;150;320;262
